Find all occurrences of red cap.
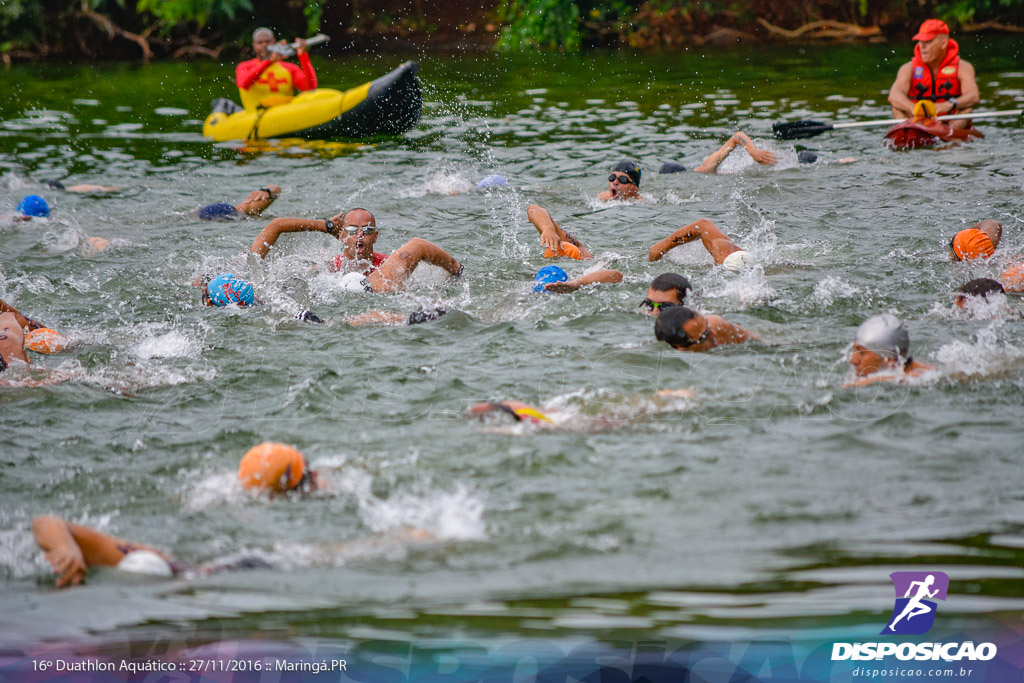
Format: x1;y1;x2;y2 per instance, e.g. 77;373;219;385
912;19;949;41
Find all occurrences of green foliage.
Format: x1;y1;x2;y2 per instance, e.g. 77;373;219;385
497;0;582;51
304;0;324;35
936;0;1024;24
135;0;253;28
0;0;45;50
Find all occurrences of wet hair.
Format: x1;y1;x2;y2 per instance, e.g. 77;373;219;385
408;307;447;325
958;278;1005;299
650;273;691;304
797;151;818;164
654;305;700;347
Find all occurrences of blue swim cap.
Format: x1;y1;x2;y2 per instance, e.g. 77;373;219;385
477;175;508;190
533;265;568;292
207;274;255;306
17;195;49;217
198;202;240;221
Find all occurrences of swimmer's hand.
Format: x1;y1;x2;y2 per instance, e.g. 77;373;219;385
749;147;776;166
544;280;581;293
540;228;561;254
45;544;88;588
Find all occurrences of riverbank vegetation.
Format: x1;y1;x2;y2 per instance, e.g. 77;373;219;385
2;0;1023;62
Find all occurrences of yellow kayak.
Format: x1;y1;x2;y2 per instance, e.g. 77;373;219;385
202;61;421;142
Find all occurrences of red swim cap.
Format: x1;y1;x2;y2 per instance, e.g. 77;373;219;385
238;442;307;492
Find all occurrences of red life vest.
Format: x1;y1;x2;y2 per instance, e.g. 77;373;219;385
908;39;962;109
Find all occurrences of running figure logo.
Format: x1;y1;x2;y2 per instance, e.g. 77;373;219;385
881;571;949;635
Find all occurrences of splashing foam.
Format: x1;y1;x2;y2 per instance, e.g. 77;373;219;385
134;327;203;359
812;276;860;308
934;321;1024;378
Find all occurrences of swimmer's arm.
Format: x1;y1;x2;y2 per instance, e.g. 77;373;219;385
65;184;121;193
843;374;896;388
527;204;570;253
545;269;622;293
236;184;282;217
648;220;706;261
33;516;148;587
249;216;335;258
0;299;44;331
888;63;916;118
344;310;407;326
717;319;757;343
695;132;743;173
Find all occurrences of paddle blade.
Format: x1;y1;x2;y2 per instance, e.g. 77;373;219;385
772;120;834;140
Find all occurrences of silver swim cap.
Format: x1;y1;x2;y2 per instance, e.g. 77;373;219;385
855;314;909;358
117;550;173;577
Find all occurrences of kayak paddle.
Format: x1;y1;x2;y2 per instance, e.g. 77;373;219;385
267;33;330;58
772;109;1023;140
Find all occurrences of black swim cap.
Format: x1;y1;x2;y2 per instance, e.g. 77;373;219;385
659;162;687;174
958;278;1005;298
650;273;691;303
408;307;447;325
654;306;700;347
611;159;642;186
797;151;818;164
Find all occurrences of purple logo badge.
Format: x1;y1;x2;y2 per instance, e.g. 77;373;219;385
881;571;949;635
913;66;924;80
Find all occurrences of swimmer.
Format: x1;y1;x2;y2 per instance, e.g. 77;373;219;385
654;305;755;352
45;180;121;194
1001;263;1024;293
845;314;935;387
467;389;697;430
0;299;48;373
956;278;1005;309
200;273;261;307
639;273;692;315
649;218;758;271
12;195;49;221
198;184;282;220
598;159;643;201
532;265;622;294
238;442;319;493
250;208;463;293
526;204;594;260
949;219;1001;261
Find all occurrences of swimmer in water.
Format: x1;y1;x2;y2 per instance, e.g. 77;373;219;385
887;574;940;632
648;218;759;271
532;265;623;294
466;390;697;431
845;314;935;387
525;205;594;260
654;305;755;352
197;185;282;221
948;219;1001;261
598;159;643;201
639;273;692;315
0;299;49;374
955;278;1005;309
9;195;50;221
344;307;448;326
249;208;463;293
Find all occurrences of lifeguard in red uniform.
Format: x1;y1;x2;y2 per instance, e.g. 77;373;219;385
887;19;979;129
235;27;318;111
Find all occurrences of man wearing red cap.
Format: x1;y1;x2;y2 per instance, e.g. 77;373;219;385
888;19;979;129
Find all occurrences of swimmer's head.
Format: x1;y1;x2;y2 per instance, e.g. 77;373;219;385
477;175;508;190
608;159;641;200
334;208;378;259
722;250;759;272
654;306;714;351
854;313;910;359
238;442;315;492
543;241;583;260
205;274;255;307
797;151;818;164
117;550;174;577
197;202;240;221
17;195;49;218
659;161;687;174
23;328;68;354
949;228;995;261
408;307;447;325
533;265;568;292
956;278;1005;308
339;271;373;293
644;273;691;314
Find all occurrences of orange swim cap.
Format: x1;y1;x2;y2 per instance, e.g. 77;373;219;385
23;328;68;354
950;229;995;261
1001;263;1024;292
543;241;583;260
238;442;307;492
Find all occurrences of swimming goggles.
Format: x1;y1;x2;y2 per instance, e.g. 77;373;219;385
342;225;378;236
608;173;634;184
639;298;676;311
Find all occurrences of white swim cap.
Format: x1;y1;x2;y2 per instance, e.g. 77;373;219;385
117;550;173;577
339;272;372;293
722;250;758;271
855;314;910;358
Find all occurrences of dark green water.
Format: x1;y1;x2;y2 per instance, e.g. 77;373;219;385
1;39;1023;653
